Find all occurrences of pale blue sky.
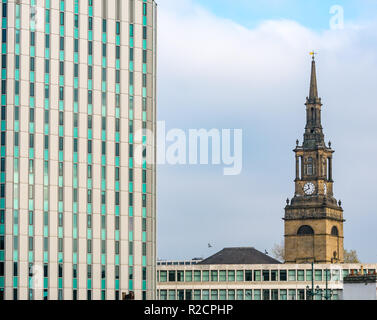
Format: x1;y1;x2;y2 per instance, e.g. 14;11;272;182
156;0;377;262
191;0;377;30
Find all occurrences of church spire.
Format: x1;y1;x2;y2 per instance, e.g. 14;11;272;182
309;54;318;101
303;53;325;149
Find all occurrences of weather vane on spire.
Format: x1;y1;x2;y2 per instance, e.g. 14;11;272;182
309;51;317;60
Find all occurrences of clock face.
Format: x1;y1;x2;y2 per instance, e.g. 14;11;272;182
323;183;327;195
303;182;315;195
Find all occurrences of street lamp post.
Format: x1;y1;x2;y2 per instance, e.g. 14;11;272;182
306;264;335;300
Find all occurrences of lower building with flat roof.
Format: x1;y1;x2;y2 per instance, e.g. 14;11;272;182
156;248;377;300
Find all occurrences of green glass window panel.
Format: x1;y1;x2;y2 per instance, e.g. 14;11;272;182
254;289;261;300
202;270;209;282
210;270;218;282
202;290;209;300
219;290;226;300
194;270;201;282
227;270;235;281
159;271;167;282
210;290;218;300
193;290;201;300
254;270;261;281
243;290;252;300
115;280;119;290
185;271;192;282
168;290;175;300
315;270;322;281
288;270;296;281
289;289;296;300
280;289;287;300
236;270;244;281
219;270;226;282
228;290;235;300
297;270;305;281
13;277;18;287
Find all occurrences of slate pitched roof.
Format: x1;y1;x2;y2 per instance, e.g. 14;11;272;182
198;247;281;265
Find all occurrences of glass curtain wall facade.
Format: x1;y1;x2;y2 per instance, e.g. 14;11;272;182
0;0;157;300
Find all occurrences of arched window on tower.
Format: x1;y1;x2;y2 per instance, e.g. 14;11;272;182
331;226;339;236
297;225;314;236
306;157;314;176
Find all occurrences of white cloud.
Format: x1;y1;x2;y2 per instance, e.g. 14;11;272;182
156;0;377;262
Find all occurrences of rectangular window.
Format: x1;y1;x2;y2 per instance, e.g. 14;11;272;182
253;270;261;281
280;270;287;281
194;270;201;282
288;270;296;281
236;270;244;282
228;270;235;281
185;270;192;282
168;271;175;282
202;270;209;282
288;289;296;300
297;270;305;281
210;290;218;300
219;270;226;281
210;270;218;282
315;270;322;281
262;270;270;281
254;289;261;300
245;270;252;281
159;271;167;282
177;271;184;282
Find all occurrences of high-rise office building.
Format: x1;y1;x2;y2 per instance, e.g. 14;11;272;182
0;0;157;300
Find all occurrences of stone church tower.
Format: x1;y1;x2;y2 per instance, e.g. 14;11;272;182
284;56;344;264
